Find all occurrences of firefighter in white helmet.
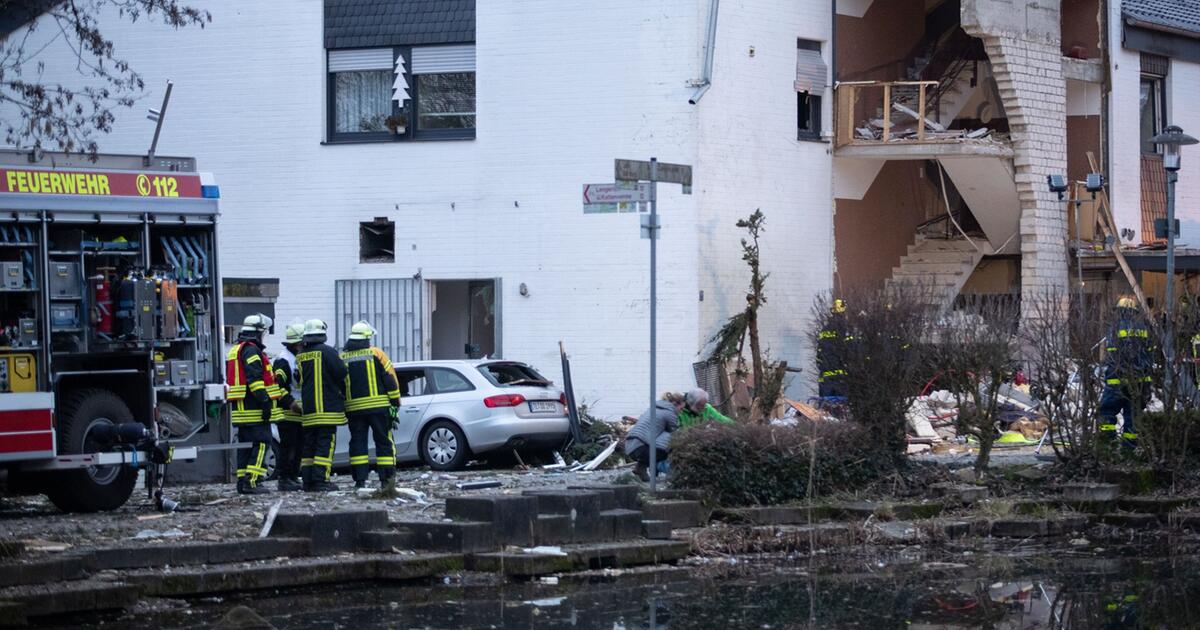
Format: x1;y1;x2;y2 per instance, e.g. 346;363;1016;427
225;313;282;494
296;319;347;491
341;320;402;488
271;322;306;491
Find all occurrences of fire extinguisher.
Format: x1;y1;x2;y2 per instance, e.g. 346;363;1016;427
91;274;113;335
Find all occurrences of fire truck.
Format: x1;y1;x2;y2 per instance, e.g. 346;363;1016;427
0;150;226;512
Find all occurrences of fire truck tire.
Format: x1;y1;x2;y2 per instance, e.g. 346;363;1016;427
45;389;139;513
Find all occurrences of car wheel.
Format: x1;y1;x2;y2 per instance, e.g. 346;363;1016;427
421;420;469;471
263;438;280;481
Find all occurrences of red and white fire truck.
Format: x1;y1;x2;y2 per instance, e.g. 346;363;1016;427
0;150;226;512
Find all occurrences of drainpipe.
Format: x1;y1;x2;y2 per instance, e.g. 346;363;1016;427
689;0;720;105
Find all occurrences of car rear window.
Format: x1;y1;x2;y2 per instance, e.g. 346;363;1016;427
478;363;551;388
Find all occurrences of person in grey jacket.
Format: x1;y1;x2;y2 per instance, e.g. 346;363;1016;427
624;393;685;482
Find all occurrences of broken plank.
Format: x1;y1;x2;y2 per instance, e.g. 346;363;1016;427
892;102;945;132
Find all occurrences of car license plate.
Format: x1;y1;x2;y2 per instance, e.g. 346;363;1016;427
529;401;557;413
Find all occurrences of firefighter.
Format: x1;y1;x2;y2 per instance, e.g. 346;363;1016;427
341;320;402;489
297;319;347;492
272;322;305;492
1099;297;1153;445
817;298;849;398
226;313;282;495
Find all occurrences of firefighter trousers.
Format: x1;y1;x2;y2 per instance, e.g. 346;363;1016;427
1099;383;1148;440
347;410;396;483
276;421;303;481
235;422;272;487
301;425;337;484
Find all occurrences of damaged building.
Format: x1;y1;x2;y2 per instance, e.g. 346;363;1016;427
833;0;1200;312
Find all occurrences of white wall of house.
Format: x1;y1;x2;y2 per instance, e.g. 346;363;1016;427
5;1;834;416
1168;59;1200;246
696;0;833;397
1108;2;1144;243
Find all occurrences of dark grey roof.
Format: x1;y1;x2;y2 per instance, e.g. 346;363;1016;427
1123;0;1200;37
324;0;474;49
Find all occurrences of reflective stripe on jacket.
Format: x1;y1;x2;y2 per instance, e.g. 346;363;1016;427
341;340;401;413
226;339;283;424
298;342;348;426
273;350;301;423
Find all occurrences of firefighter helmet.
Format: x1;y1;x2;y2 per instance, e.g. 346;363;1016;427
242;313;273;333
302;319;327;338
284;322;305;344
1116;296;1138;310
831;298;847;314
349;320;375;340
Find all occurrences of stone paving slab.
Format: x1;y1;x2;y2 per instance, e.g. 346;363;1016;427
444;495;538;546
712;506;834;525
269;510;389;553
641;519;673;540
86;537;311;570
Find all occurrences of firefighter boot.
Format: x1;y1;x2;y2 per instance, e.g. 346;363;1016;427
278;477;303;492
237;478;270;495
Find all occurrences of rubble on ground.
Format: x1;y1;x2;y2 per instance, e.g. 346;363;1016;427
0;468;631;553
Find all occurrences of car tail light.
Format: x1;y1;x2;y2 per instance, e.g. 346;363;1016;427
484;394;527;408
559;393;568;406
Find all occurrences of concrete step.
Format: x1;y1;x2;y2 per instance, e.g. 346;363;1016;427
892;263;969;276
568;484;640;510
900;251;976;265
641;500;710;529
269;510;388;554
358;530;414;552
0;556;86;588
712;506;836;526
392;520;496;553
641;519;674;540
522;489;603;517
86;537;311;571
444;495;538;546
466;540;690;576
0;579;139;620
603;509;645;540
913;238;979;252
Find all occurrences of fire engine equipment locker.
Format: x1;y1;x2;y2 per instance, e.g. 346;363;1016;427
159;279;179;339
49;262;81;297
0;353;36;393
137;278;157;341
3;262;22;289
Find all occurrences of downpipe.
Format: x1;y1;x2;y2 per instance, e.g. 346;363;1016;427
689;0;720;105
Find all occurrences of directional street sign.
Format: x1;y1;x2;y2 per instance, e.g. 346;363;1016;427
614;159;693;187
582;182;651;204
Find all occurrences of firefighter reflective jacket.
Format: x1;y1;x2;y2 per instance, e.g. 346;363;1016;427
226;337;283;424
273;347;301;423
297;341;348;426
816;313;850;384
341;338;401;413
1103;308;1154;385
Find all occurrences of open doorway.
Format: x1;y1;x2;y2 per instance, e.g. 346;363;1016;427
430;279;500;360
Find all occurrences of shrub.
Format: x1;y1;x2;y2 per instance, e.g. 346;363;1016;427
811;288;934;463
1138;410;1200;487
669;422;893;506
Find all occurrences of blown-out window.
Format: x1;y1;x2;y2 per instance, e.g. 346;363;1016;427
411;45;476;136
795;39;826;141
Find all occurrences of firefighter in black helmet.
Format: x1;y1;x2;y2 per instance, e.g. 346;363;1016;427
817;298;850;398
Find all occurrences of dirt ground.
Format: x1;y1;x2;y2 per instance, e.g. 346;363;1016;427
0;467;632;554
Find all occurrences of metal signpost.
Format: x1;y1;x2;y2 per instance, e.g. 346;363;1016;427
613;157;692;492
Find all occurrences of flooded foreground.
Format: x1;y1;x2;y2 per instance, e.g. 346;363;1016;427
53;542;1200;629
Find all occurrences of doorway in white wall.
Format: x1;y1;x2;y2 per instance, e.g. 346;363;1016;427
430;279;500;360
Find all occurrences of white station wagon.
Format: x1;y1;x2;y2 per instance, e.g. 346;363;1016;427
331;359;571;471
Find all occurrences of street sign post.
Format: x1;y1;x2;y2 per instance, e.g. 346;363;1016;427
612;157;692;493
583;182;651;204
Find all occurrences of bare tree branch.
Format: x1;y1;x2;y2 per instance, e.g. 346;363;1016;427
0;0;210;157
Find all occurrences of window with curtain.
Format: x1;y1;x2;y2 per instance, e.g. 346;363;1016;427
1140;75;1165;155
328;48;396;140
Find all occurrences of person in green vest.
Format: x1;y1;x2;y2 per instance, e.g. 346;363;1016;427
678;388;734;429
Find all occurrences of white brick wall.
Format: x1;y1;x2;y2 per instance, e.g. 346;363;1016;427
1168;60;1200;245
1107;0;1145;242
696;0;833;398
6;1;833;416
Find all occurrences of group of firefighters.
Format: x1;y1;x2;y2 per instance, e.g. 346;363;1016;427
816;296;1157;447
225;315;401;494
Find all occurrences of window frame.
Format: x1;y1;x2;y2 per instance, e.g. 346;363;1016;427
395;368;430;397
1139;73;1167;155
325;45;476;144
795;38;825;143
